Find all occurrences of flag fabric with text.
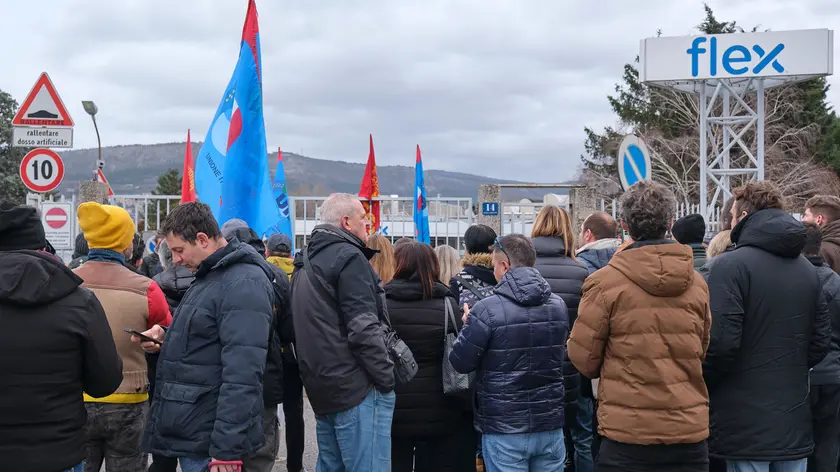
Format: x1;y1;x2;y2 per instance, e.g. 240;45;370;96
358;134;381;235
268;148;294;249
192;0;281;235
414;145;430;244
180;129;196;203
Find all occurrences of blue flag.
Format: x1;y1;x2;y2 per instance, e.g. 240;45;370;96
193;0;281;236
414;145;430;244
267;149;294;249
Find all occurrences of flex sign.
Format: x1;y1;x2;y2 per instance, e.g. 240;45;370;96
640;29;834;82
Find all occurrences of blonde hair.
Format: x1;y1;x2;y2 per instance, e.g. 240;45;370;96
707;230;733;259
434;245;461;285
367;234;395;283
531;205;576;258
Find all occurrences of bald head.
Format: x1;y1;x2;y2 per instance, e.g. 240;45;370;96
320;193;368;241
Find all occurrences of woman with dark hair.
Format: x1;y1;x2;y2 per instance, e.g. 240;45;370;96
386;242;474;472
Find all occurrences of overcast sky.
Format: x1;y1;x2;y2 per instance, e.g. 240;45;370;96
3;0;838;182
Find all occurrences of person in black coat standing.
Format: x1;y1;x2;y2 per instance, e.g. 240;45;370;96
386;241;475;472
703;182;831;472
530;206;588;472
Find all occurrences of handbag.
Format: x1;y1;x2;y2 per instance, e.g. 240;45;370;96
302;248;418;386
442;297;475;395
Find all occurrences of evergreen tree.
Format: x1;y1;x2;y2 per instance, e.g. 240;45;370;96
145;169;182;230
0;90;29;203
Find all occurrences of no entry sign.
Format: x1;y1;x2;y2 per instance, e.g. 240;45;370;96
40;201;74;250
20;148;65;193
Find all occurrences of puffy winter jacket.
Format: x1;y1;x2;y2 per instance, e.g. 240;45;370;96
385;278;466;437
703;208;831;461
569;240;711;445
142;241;274;460
687;243;707;270
808;255;840;386
153;264;195;313
290;225;395;415
820;219;840;274
449;266;572;434
576;238;621;275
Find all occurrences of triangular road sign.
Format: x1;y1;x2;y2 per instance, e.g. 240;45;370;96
12;72;74;127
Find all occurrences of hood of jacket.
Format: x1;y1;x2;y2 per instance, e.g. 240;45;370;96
306;225;378;261
576;238;621;254
609;240;695;297
731;208;805;258
155;264;195;298
384;277;451;302
196;239;276;281
224;227;266;255
267;256;295;277
494;266;552;307
460;253;497;286
532;236;573;258
0;250;83;306
821;219;840;247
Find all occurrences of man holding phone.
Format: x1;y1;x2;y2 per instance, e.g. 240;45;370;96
72;202;172;472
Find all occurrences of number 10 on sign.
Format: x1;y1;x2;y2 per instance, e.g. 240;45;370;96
19;148;65;193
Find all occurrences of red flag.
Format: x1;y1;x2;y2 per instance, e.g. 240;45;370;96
181;129;196;203
358;134;380;235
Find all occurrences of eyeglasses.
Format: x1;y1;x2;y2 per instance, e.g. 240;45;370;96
494;236;510;264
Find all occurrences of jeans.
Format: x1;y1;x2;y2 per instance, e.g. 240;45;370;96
482;428;566;472
315;389;396;472
83;402;149;472
62;463;85;472
727;459;807;472
571;397;595;472
179;457;211;472
809;384;840;472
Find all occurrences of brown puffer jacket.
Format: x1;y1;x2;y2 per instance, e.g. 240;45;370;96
820;220;840;274
568;239;711;445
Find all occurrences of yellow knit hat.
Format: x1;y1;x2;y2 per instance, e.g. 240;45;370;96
77;202;136;252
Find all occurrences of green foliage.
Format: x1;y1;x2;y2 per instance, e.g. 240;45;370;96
0;90;28;203
153;168;182;196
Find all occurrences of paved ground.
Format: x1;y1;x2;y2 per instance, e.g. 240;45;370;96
274;398;318;472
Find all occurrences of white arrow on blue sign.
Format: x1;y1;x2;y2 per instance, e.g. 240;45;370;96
617;134;652;191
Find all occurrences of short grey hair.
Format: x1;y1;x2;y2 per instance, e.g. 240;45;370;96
157;239;173;270
618;181;677;241
320;193;362;226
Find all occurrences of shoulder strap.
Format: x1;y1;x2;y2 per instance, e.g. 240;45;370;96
443;297;458;335
455;274;489;300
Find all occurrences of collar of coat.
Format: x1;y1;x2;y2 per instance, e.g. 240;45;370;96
461;252;493;268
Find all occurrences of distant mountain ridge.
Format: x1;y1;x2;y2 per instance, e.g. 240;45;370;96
56;142;570;201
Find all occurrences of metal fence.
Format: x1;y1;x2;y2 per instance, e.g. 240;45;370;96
110;194;182;232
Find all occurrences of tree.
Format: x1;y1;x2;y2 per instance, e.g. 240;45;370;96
580;4;840;210
0;90;28;203
145;169;182;231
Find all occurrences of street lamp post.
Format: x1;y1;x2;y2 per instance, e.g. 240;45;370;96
81;100;101;180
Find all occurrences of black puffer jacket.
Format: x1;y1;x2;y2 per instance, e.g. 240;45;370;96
532;236;585;401
153;264;195;313
449;266;574;434
291;225;395;415
809;255;840;386
0;250;122;472
385;278;465;437
703;209;831;461
143;241;274;460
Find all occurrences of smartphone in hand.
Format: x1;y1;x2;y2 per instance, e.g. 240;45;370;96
124;328;162;345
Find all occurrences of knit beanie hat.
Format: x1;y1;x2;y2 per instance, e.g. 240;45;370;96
0;201;46;251
671;214;706;245
77;202;136;252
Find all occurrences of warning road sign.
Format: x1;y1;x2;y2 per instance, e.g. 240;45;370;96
40;202;74;250
19;148;65;193
12;127;73;148
12;73;74;127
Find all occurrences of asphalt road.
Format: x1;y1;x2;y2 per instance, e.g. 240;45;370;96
274;398;318;472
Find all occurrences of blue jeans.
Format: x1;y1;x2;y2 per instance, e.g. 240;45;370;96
727;459;807;472
315;389;396;472
62;463;85;472
482;428;566;472
179;457;211;472
571;396;594;472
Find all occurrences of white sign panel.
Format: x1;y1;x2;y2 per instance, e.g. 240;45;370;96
640;29;834;83
12;127;73;148
40;201;74;251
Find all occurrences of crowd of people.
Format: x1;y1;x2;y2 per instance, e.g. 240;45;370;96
0;180;839;472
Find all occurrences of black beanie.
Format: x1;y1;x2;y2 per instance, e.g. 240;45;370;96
671;214;706;245
0;201;47;251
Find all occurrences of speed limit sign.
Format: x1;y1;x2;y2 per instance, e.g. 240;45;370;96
19;148;65;193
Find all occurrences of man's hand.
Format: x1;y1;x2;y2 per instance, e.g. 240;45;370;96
131;324;165;353
462;303;470;324
210;459;242;472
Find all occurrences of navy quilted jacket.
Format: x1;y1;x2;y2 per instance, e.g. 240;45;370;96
449;266;570;434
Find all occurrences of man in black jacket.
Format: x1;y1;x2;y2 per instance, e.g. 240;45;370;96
140;203;274;472
802;222;840;472
0;201;122;472
703;181;831;472
291;193;395;472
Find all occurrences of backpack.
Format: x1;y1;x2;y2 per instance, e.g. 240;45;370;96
455;274;494;309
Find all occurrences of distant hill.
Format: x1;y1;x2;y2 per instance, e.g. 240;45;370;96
57;142;571;201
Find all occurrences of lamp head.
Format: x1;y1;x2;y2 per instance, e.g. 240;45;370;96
81;100;98;116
